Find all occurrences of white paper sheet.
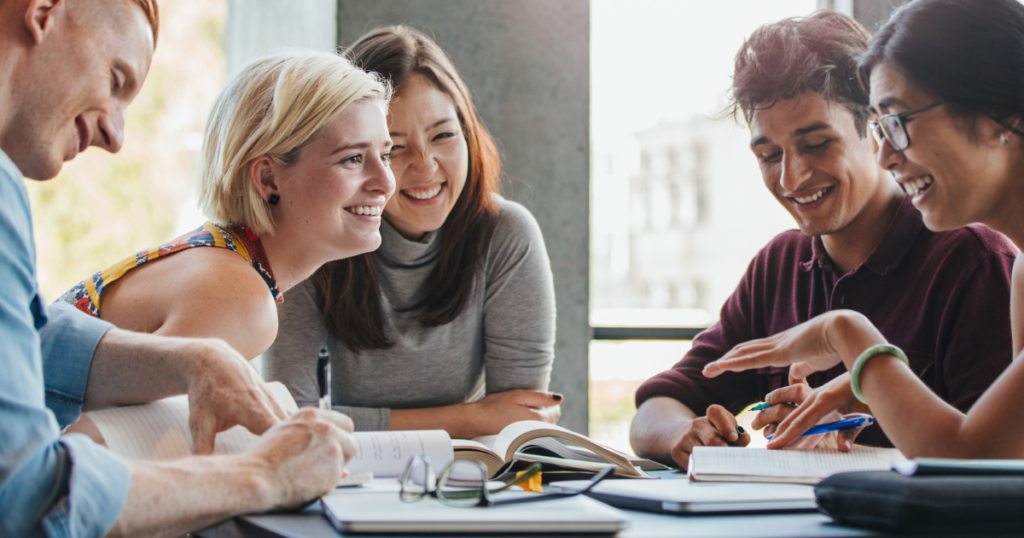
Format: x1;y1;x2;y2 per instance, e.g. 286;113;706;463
85;387;453;478
87;390;271;460
346;430;453;477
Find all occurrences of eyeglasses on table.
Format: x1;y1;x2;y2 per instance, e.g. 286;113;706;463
398;455;615;508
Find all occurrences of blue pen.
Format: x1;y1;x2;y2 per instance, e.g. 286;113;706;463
767;413;874;441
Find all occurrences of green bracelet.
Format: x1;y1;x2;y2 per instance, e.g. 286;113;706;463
850;344;909;404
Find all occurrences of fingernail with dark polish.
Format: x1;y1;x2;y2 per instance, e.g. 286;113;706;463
552;393;564;402
737;426;746;435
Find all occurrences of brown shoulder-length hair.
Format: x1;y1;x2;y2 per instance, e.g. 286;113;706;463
314;25;502;351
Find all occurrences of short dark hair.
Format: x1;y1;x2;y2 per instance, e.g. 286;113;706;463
859;0;1024;139
728;10;873;135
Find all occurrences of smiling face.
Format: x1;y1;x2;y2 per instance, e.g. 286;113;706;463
749;92;886;237
870;61;1015;231
269;99;395;260
383;74;469;240
4;0;154;180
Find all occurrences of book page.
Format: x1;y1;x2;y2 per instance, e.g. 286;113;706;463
492;421;576;462
470;435;498;450
347;430;453;477
690;447;905;481
492;421;646;477
452;439;494;453
521;437;630;463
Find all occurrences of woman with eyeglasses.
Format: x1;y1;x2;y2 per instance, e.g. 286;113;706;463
703;0;1024;459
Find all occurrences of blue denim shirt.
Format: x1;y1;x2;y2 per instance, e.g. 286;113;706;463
0;149;129;537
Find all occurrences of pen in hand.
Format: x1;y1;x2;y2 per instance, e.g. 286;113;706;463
317;344;358;484
751;401;797;412
317;345;331;411
766;413;874;441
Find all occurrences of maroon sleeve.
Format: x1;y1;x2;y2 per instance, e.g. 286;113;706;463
936;245;1015;412
635;255;764;416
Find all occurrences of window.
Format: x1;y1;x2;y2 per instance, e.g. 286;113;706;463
590;0;818;453
28;1;226;302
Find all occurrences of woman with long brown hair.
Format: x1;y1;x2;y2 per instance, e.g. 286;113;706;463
263;26;560;438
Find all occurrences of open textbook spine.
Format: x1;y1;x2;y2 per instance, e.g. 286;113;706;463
84;390;453;478
453;421;665;478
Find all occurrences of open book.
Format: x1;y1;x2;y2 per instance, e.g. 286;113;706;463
688;446;906;485
84;386;452;478
83;390;663;480
453;421;667;478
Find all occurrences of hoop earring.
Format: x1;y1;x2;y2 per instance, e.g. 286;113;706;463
1002;133;1010;146
268;194;280;206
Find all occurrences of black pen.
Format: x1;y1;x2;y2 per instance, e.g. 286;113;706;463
317;345;331;411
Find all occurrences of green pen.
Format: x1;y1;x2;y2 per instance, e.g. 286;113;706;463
752;401;797;412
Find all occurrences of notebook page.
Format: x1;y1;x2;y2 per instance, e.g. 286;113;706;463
87;383;452;476
691;447;904;480
347;430;453;477
86;395;260;460
90;399;451;474
86;381;296;460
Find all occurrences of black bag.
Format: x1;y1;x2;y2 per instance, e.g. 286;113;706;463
815;471;1024;535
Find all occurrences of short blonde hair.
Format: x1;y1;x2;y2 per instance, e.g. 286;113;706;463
128;0;159;45
199;51;389;236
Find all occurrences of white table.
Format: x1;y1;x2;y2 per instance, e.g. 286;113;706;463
196;471;883;538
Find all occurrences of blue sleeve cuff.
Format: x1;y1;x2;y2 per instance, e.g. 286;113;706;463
0;435;129;538
40;302;114;428
52;434;130;538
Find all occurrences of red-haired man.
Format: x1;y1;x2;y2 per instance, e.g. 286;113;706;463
0;1;356;535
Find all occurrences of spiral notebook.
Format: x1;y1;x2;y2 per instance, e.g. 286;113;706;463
688;447;906;485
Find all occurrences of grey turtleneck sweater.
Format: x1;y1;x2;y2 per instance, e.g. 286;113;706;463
262;197;556;430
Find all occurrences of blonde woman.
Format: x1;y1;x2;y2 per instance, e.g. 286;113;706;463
264;27;559;438
58;51;394;449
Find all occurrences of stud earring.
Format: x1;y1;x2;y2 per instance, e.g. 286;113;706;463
1002;133;1010;146
268;194;280;206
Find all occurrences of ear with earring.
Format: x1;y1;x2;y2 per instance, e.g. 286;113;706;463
268;194;280;206
1002;133;1010;146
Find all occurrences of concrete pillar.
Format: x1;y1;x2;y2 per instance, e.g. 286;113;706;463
816;0;908;32
853;0;910;32
224;0;338;78
817;0;854;17
337;0;591;434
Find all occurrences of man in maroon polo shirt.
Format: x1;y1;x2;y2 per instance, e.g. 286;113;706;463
629;11;1016;468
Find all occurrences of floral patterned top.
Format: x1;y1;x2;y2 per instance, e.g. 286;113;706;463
57;222;282;317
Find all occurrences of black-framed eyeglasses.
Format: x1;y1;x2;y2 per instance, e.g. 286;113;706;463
869;101;945;152
399;455;615;508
